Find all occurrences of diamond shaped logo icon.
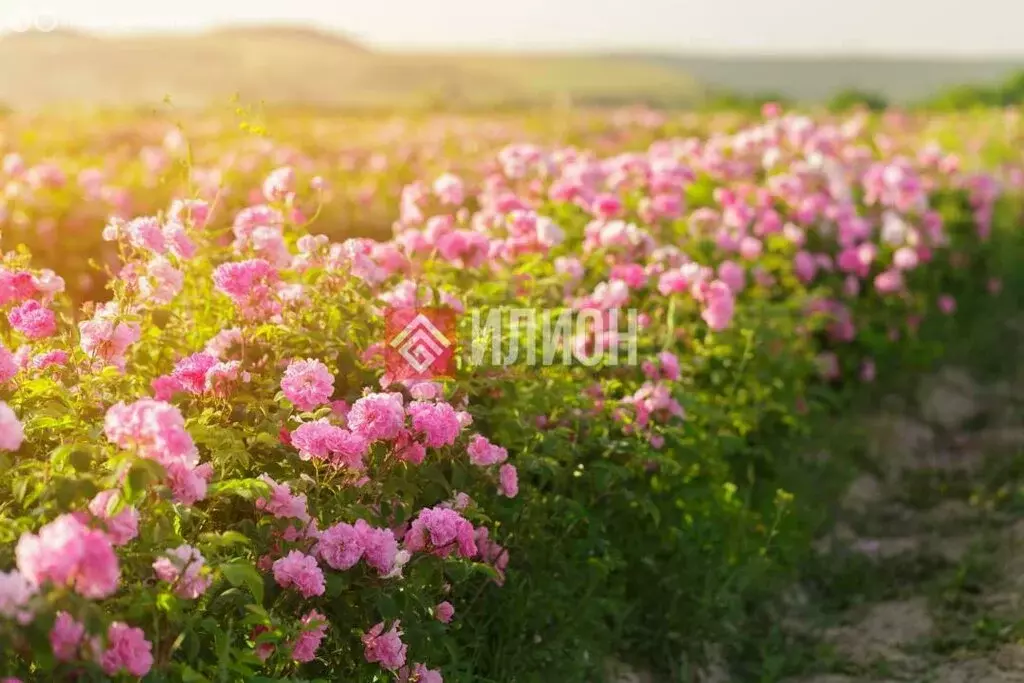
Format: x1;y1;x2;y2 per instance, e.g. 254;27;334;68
384;307;457;379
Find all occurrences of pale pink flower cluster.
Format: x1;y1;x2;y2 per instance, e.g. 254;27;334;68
30;349;68;370
78;302;141;370
15;514;119;598
103;399;212;504
152;545;212;599
255;475;310;522
475;526;510;586
139;256;184;305
0;402;24;451
205;327;244;359
695;280;736;331
113;216;196;260
0;344;17;384
400;664;444;683
263;166;296;203
0;570;36;624
98;622;154;677
348;392;406;442
280;358;335;411
86;490;139;546
212;258;282;320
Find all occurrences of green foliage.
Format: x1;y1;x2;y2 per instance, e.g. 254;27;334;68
828;89;889;112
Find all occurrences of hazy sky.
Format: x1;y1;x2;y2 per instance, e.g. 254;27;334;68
2;0;1023;55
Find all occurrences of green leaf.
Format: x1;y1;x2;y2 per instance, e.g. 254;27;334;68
220;561;265;604
69;448;94;472
199;530;252;549
124;459;166;503
207;478;272;501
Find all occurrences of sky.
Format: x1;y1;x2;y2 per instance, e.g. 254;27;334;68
1;0;1023;55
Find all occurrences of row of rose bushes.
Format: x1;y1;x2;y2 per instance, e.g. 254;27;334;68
0;108;1020;681
2;107;1018;305
0;108;675;304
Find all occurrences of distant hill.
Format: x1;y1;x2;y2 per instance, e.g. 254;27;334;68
0;26;704;110
0;25;1021;110
645;54;1024;103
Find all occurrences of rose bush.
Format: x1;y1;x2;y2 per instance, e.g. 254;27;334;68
0;106;1021;681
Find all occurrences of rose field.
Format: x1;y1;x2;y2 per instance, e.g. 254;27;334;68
0;105;1024;682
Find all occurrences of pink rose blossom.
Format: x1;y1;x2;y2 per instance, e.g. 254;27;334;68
407;401;461;448
99;622;154;677
30;349;68;370
404;507;477;559
171;352;218;395
152;545;212;599
348;393;406;442
498;464;519;498
0;402;24;451
874;269;904;294
15;514;120;598
717;260;745;293
697;280;736;331
272;551;325;598
281;358;335;411
8;300;57;339
0;570;35;624
263;166;296;202
291;609;328;663
50;611;85;661
212;259;281;320
87;490;139;546
255;475;310;522
78;303;141;371
0;345;17;384
357;520;399;575
467;435;508;467
362;621;407;671
435;601;455;624
317;521;364;570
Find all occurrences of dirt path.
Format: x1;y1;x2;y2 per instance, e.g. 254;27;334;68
784;364;1024;683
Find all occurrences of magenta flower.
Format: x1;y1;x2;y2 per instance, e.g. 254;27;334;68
8;300;57;339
